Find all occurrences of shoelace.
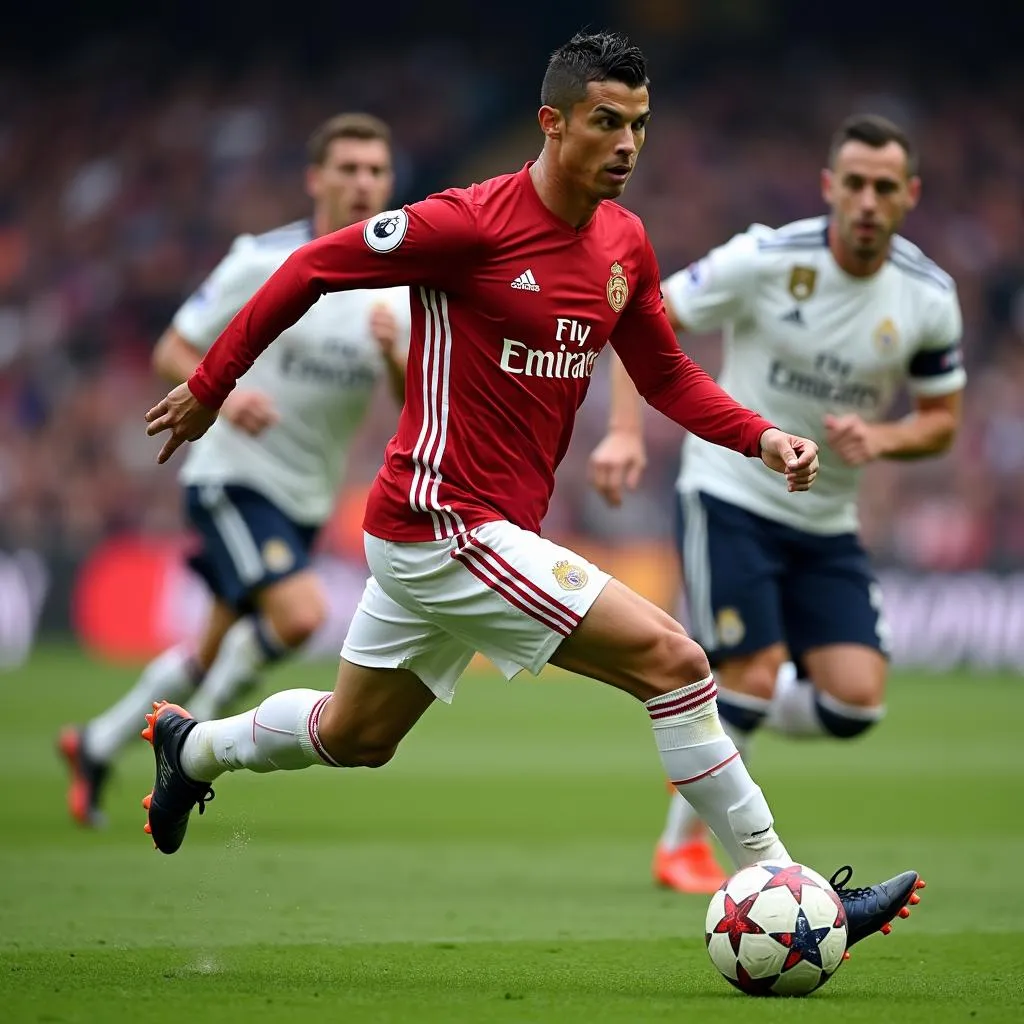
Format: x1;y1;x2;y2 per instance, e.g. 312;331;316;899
829;864;873;900
196;786;215;816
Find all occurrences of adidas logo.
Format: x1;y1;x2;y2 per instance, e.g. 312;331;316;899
511;268;540;292
781;307;805;326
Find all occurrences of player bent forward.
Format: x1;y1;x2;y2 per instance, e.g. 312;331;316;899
140;31;923;948
58;114;409;826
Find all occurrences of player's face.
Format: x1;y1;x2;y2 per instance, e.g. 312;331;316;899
823;140;920;261
307;137;394;232
562;80;651;200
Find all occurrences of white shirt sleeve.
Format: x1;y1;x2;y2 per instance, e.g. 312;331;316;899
661;229;762;333
906;285;967;397
172;236;272;353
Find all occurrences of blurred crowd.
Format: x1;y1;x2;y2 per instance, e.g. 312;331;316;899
1;37;1023;571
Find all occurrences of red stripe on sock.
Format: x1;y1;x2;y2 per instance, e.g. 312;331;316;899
670;751;740;786
648;680;718;720
307;695;340;767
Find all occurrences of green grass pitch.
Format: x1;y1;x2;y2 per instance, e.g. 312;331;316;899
1;646;1023;1022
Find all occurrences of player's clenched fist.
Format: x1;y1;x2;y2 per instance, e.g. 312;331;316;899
145;381;218;464
758;428;819;492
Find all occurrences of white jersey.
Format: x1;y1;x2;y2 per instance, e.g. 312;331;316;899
664;216;965;535
175;220;410;525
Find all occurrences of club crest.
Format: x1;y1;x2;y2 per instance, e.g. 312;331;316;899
787;266;817;302
873;317;900;354
606;261;629;312
553;560;588;591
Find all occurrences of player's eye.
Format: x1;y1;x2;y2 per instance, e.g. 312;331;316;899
875;180;899;195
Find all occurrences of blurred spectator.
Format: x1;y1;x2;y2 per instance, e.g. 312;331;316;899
1;29;1022;571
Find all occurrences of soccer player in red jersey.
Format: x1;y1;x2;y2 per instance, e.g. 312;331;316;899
140;32;922;946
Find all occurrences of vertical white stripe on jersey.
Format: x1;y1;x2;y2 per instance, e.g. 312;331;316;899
430;292;465;534
418;290;448;529
410;288;442;538
410;289;461;539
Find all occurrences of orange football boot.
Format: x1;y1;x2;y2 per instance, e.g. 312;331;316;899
653;835;728;894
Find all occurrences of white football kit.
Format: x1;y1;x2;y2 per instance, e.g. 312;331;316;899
664;215;966;536
175;219;411;526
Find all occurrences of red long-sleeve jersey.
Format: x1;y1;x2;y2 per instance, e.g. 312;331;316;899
190;164;775;541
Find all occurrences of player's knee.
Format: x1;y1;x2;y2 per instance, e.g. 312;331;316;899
266;597;327;649
827;675;886;710
643;629;711;700
723;661;777;702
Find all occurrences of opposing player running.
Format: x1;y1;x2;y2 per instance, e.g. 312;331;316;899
59;113;409;826
141;35;923;946
590;113;963;893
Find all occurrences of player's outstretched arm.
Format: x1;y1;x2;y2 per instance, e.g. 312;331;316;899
588;352;647;507
145;382;218;464
145;195;479;463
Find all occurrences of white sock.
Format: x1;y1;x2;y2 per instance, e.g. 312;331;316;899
764;672;824;736
659;715;754;850
647;677;790;869
180;688;337;782
84;646;200;763
187;617;285;721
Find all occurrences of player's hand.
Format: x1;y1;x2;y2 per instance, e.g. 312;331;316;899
587;429;647;507
759;428;819;492
221;390;280;436
145;382;219;464
370;302;401;357
824;413;880;466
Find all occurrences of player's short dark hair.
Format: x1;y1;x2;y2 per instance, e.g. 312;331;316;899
540;31;649;114
307;113;392;165
828;114;918;176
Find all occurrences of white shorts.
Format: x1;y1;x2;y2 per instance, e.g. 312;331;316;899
341;521;611;702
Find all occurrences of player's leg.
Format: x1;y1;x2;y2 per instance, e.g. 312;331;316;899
141;564;474;853
185;486;326;721
187;570;326;720
57;590;235;827
549;551;923;944
551;578;791;871
654;491;789;889
766;533;889;740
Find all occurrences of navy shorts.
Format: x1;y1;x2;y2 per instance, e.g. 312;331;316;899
184;484;319;612
676;490;890;664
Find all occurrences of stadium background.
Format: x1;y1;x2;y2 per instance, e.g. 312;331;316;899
3;5;1024;1022
1;0;1023;668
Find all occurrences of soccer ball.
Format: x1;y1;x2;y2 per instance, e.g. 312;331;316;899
705;860;848;996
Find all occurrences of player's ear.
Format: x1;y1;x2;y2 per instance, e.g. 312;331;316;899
538;105;564;141
906;175;921;211
820;167;833;206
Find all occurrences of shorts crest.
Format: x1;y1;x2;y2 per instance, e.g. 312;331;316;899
262;537;295;574
552;560;588;591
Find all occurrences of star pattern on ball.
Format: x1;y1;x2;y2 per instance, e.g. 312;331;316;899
713;892;765;954
761;863;820;903
771;906;833;971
